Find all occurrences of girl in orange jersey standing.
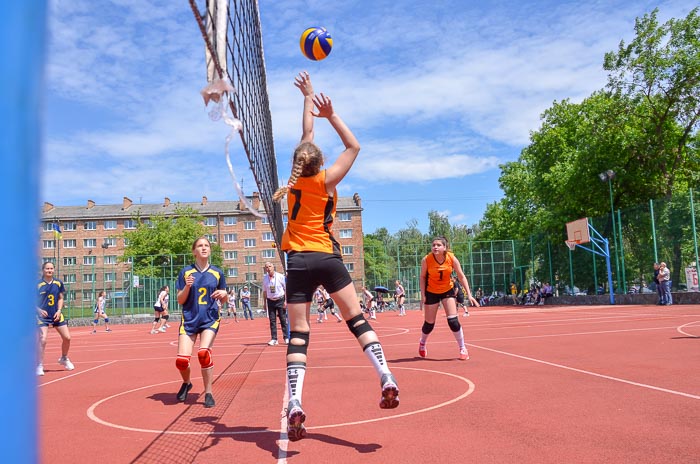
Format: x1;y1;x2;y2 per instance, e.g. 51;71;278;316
272;71;399;442
418;237;479;360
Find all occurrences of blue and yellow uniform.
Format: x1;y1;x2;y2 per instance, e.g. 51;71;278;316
37;278;68;327
177;264;226;336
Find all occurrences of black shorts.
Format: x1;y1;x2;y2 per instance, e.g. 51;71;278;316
424;289;456;305
286;251;352;303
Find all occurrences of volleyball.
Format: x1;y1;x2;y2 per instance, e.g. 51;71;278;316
300;27;333;61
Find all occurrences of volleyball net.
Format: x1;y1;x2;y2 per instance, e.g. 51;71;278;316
188;0;284;249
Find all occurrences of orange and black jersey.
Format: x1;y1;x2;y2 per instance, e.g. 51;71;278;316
281;170;341;255
425;252;455;294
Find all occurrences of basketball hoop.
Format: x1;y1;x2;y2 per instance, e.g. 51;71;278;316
565;240;579;251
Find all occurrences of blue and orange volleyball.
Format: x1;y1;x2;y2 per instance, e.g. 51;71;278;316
300;27;333;61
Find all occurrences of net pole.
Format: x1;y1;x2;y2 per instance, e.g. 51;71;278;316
2;1;47;461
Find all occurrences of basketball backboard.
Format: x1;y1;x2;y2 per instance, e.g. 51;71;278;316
566;218;590;244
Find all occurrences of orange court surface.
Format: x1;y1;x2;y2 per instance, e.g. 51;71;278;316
39;304;700;463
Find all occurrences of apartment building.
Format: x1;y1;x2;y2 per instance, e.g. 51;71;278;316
39;193;365;309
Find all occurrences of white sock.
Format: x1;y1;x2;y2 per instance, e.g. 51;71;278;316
287;362;306;402
448;316;466;349
364;342;391;376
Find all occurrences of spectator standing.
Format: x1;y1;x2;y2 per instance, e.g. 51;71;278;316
262;262;289;345
240;285;252;318
659;262;672;305
653;263;663;305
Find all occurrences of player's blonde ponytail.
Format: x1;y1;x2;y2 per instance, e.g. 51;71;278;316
272;142;324;202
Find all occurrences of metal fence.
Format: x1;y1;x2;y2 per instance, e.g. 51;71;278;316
364;188;700;300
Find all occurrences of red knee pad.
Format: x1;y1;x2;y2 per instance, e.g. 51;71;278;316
176;355;190;371
198;348;213;369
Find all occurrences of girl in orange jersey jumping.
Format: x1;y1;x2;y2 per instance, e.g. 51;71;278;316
272;71;399;442
418;237;479;360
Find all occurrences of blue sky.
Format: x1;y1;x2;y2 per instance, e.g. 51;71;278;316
42;0;692;234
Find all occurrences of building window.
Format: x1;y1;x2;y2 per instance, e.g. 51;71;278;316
82;291;93;301
205;217;217;227
43;222;53;232
244;255;257;265
244;238;256;248
206;234;217;243
104;255;118;265
227;268;238;278
63;239;76;248
84;256;96;265
124;219;136;229
339;229;352;238
105;272;116;282
338;212;351;221
261;216;269;224
84;221;97;230
344;263;354;272
41;257;55;266
244;221;256;230
63;274;76;283
84;238;97;248
63;222;76;231
123;272;131;281
262;232;274;241
342;246;353;255
245;272;257;281
43;240;55;249
224;233;238;243
104;220;117;230
63;257;77;266
262;249;276;259
224;216;237;226
83;273;96;283
224;251;238;260
104;237;117;247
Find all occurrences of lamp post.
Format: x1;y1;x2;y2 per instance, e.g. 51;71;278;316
101;240;109;290
599;170;620;293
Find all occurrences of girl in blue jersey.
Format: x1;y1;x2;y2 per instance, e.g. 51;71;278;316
174;237;228;408
36;262;74;375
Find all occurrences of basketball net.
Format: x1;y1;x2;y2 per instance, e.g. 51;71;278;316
565;240;578;251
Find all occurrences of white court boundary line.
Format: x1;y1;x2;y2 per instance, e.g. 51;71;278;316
468;343;700;400
37;361;117;387
86;366;474;435
676;321;700;338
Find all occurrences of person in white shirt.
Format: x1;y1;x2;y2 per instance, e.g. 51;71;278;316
262;262;289;345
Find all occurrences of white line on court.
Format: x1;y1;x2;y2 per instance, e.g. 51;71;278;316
468;343;700;400
676;321;700;338
37;361;117;387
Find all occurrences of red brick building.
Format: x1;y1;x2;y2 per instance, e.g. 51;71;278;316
39;193;365;308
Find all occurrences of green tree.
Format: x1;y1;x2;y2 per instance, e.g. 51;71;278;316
121;206;222;277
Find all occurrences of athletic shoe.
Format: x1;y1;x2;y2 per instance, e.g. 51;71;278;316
164;323;171;328
284;338;290;345
418;342;427;358
463;311;470;317
159;327;167;333
268;339;278;346
58;356;74;371
286;399;306;442
379;373;400;409
176;382;193;402
36;364;44;376
105;328;112;332
459;347;470;360
204;393;215;408
150;329;158;334
91;329;97;334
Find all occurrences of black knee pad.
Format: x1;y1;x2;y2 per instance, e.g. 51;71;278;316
421;321;435;335
346;314;374;338
287;331;310;356
162;314;169;321
447;316;461;332
154;317;161;323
